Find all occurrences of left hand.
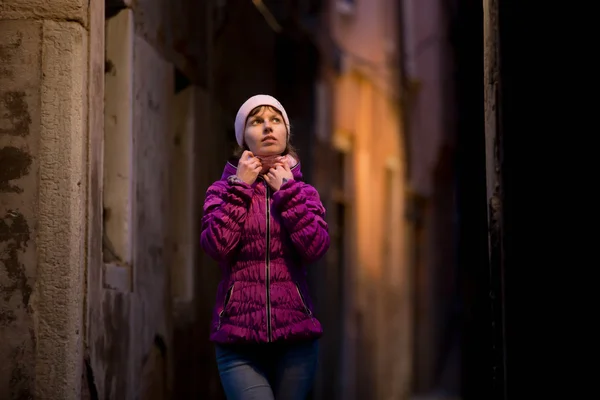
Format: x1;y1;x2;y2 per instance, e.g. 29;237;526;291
264;163;293;191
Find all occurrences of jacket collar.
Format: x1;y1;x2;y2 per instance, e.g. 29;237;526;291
221;155;303;181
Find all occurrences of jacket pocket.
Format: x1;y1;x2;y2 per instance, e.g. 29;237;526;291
217;283;235;330
294;283;313;317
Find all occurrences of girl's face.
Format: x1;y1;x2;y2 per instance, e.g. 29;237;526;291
244;106;287;156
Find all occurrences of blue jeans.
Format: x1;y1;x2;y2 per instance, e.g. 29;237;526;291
215;339;319;400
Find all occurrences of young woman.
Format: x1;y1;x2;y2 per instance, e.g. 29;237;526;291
200;94;330;399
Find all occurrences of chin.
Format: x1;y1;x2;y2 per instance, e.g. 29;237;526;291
256;147;284;156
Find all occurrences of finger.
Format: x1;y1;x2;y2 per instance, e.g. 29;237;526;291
282;163;291;172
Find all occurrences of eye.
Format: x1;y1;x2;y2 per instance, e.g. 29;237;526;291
272;117;281;123
251;118;262;125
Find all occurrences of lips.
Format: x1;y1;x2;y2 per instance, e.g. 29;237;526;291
262;135;277;142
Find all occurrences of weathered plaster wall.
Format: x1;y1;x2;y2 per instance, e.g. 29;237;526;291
130;31;173;390
132;0;208;85
85;3;174;398
0;1;88;397
84;0;106;398
0;20;40;400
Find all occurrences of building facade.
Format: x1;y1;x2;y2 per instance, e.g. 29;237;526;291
309;1;411;399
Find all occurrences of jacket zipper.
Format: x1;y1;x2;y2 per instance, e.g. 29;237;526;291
265;181;273;342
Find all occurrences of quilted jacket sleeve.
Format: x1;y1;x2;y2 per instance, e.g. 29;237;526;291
200;180;254;262
272;180;330;263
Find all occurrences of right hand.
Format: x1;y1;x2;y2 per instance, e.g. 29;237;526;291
236;151;262;185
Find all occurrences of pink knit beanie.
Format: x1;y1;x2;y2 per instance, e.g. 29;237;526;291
234;94;290;146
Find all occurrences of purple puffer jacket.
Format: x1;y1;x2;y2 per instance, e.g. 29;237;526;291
200;159;330;344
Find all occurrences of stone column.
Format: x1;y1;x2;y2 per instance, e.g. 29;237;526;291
0;1;89;398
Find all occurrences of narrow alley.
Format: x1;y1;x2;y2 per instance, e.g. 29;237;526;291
0;0;515;399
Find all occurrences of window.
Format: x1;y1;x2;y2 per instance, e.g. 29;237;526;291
315;80;331;143
382;158;402;286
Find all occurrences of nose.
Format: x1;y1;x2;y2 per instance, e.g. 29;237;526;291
263;120;272;131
